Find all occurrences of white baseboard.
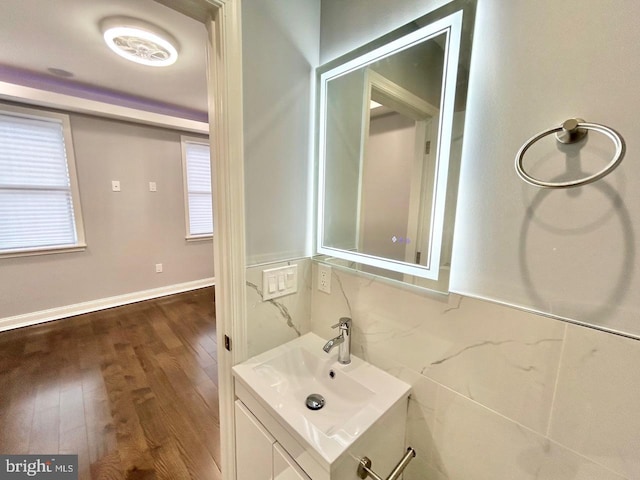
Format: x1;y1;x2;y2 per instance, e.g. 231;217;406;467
0;277;215;333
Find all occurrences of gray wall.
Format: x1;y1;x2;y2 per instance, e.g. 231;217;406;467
242;0;320;265
0;109;213;319
241;0;319;358
320;0;451;64
450;0;640;338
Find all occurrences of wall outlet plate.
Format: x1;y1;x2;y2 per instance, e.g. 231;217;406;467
318;264;331;294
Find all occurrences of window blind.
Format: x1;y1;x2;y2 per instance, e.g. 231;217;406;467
185;141;213;236
0;113;78;251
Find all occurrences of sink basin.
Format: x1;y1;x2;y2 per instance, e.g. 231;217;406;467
232;332;411;465
253;342;375;436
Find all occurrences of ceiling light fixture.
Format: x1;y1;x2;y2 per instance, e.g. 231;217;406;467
101;17;179;67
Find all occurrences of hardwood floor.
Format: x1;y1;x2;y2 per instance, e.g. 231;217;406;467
0;287;221;480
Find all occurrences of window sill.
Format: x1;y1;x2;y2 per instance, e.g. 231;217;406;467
0;243;88;259
186;235;213;242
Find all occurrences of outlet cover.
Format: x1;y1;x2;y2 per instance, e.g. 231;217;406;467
318;264;331;294
155;263;163;273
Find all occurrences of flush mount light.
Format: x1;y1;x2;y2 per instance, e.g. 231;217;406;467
101;17;179;67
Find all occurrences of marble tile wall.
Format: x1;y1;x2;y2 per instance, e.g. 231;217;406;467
310;263;639;480
246;258;312;358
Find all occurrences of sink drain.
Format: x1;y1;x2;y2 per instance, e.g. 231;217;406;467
305;393;325;410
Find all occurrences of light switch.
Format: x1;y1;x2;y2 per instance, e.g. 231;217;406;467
111;180;121;192
262;264;298;300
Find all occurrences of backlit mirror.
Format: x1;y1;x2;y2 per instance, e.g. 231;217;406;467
316;9;470;290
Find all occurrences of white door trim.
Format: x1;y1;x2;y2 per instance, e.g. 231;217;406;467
205;1;247;480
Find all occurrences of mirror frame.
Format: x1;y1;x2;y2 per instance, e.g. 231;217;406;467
316;10;464;280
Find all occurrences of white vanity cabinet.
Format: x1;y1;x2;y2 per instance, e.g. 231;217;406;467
232;334;411;480
273;444;311;480
235;400;310;480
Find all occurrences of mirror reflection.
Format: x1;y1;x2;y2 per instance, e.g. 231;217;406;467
360;67;441;268
317;12;464;285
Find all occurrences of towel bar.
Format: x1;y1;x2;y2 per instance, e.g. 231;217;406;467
357;447;416;480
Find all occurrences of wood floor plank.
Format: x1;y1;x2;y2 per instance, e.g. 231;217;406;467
99;335;156;479
0;358;38;453
150;319;183;351
180;390;222;465
134;393;191;480
1;398;35;453
83;375;118;465
29;406;60;454
157;399;220;480
90;451;126;480
59;425;91;480
60;384;86;434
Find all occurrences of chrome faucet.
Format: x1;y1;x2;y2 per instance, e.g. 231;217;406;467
323;317;352;364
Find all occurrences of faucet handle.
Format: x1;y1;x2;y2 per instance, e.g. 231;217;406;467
331;317;352;330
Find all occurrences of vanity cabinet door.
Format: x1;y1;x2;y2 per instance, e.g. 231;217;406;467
235;400;275;480
273;443;311;480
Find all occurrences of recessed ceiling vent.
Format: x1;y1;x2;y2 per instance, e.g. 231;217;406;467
101;17;179;67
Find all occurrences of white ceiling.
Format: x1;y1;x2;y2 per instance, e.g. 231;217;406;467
0;0;208;120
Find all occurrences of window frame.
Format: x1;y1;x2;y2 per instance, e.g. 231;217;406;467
180;135;213;241
0;103;87;259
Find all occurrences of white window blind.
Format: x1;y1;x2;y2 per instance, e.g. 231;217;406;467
0;108;84;255
183;139;213;237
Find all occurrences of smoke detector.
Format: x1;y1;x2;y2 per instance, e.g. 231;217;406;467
101;17;179;67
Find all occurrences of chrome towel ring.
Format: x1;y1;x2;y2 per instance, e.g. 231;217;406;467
515;118;626;188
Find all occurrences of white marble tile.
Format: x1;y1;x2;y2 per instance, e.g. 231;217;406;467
246;258;312;357
433;387;627;480
406;396;437;469
351;335;439;465
311;264;565;433
404;455;445;480
351;337;437;406
548;324;640;479
421;297;565;434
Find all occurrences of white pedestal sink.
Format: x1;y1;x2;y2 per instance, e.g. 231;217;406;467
233;333;411;480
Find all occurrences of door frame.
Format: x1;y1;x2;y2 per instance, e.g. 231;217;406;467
203;1;247;480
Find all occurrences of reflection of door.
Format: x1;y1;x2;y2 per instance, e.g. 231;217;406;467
405;116;439;267
357;69;440;268
359;109;418;262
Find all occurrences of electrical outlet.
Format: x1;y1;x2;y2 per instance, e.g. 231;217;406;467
111;180;121;192
317;264;331;294
155;263;163;273
149;182;157;192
